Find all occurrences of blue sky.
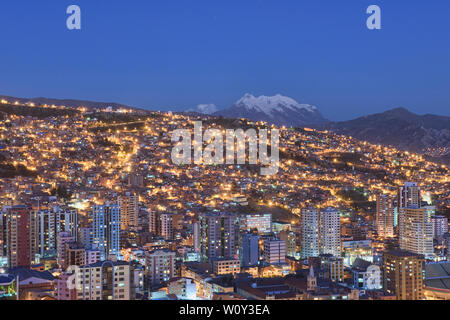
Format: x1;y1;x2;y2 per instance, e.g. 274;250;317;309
0;0;449;120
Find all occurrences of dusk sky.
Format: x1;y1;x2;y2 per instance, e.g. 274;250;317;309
0;0;449;120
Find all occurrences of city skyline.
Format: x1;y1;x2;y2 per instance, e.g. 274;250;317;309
0;101;448;301
0;0;449;306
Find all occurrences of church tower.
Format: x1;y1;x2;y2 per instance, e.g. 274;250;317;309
307;266;317;291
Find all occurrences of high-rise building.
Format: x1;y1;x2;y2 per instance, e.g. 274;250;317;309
240;232;259;267
65;243;86;268
399;206;434;258
263;238;286;265
431;215;448;240
149;211;158;234
300;208;319;259
376;194;395;238
79;227;93;248
280;230;296;258
0;211;7;262
4;206;36;268
398;182;421;209
118;192;139;231
319;207;341;257
192;221;201;254
198;212;238;262
92;204;121;261
36;206;78;259
394;207;399;228
145;250;175;287
279;230;296;258
149;212;174;240
443;233;450;261
57;231;75;268
383;250;425;300
76;261;134;300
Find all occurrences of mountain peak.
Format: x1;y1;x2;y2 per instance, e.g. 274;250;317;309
235;93;317;115
214;94;328;127
384;107;415;116
185;103;218;115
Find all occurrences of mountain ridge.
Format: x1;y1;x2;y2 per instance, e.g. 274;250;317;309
315;107;450;164
213;93;329;127
0;94;135;111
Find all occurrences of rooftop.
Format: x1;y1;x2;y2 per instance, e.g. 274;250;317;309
7;268;55;282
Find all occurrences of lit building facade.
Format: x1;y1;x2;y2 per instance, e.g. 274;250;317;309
76;261;133;300
319;207;341;257
431;215;448;240
92;204;121;261
399;206;434;258
198;212;238;262
300;208;319;259
263;238;286;265
398;182;421;209
212;258;241;276
376;194;394;238
146;249;175;287
240;232;259;267
383;250;425;300
239;214;272;235
36;206;78;259
4;206;36;268
280;230;297;258
118;192;139;231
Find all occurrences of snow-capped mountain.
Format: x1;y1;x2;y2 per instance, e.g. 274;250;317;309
213;94;329;127
186;103;218;115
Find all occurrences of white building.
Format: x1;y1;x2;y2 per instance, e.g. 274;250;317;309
398;182;421;209
146;250;175;287
239;213;272;234
85;249;101;265
168;277;197;300
36;206;78;259
399;206;435;258
92;204;121;261
263;238;286;265
352;258;382;290
431;215;448;240
212;258;241;275
76;261;133;300
301;208;319;259
319;207;341;257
